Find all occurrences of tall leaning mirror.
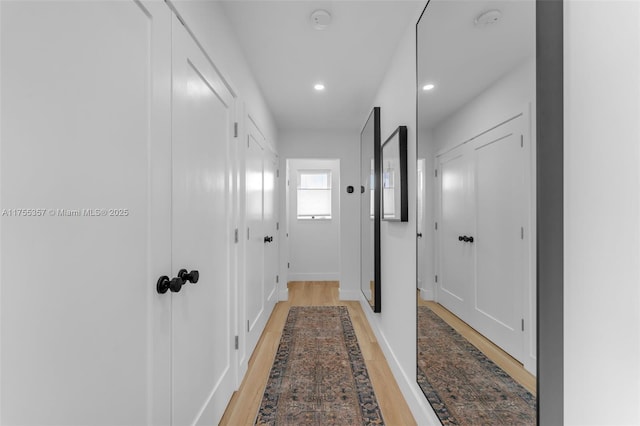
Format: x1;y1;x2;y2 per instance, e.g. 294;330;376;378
361;107;381;312
416;1;537;423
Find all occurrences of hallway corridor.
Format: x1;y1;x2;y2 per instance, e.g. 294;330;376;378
220;282;415;425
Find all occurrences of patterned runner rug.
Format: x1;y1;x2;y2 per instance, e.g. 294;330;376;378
417;306;536;425
255;306;384;425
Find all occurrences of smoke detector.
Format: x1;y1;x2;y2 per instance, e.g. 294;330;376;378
474;9;502;27
310;9;332;30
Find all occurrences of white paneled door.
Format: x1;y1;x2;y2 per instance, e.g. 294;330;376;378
1;2;238;425
1;1;172;424
438;150;475;324
171;15;236;425
244;124;265;357
436;114;529;363
263;152;279;304
473;118;527;361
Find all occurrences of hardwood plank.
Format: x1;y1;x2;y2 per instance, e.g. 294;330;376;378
220;281;416;425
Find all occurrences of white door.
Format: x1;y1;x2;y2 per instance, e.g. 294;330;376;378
437;149;475;324
0;1;171;424
263;152;279;303
245;124;265;356
171;16;235;425
472;118;526;361
417;158;426;295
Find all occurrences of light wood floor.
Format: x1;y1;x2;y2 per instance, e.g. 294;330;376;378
220;281;416;426
419;297;537;395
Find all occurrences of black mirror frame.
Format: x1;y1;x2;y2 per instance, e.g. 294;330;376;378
360;106;382;313
381;125;408;222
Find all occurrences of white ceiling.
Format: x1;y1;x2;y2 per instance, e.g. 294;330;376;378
417;0;535;129
220;0;425;131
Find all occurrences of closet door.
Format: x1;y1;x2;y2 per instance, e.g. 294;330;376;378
263;151;279;304
0;1;171;424
472;117;526;361
437;147;475;324
244;124;265;356
171;16;236;425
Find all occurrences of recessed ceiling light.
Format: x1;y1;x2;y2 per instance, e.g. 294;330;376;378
314;83;325;91
422;83;435;91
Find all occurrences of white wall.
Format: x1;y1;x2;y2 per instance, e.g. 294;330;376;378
367;3;640;426
278;131;361;300
361;25;441;424
287;159;340;281
564;1;640;424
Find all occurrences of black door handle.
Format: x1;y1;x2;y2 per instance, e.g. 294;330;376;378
156;275;185;294
178;269;199;284
468;236;474;243
417;233;423;238
458;235;464;241
264;236;273;243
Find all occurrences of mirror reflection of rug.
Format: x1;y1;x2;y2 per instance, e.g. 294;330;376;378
417;306;536;425
255;306;384;426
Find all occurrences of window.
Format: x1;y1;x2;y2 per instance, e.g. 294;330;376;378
297;170;332;219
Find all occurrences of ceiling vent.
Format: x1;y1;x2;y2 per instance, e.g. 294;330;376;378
310;9;332;30
474;9;502;27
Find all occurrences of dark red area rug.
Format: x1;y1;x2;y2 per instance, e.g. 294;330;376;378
255;306;384;425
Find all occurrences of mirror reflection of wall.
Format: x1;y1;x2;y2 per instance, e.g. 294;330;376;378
416;1;537;424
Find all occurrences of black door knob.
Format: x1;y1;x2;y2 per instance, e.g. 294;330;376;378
157;276;170;294
169;276;185;292
178;269;199;284
264;236;273;243
417;233;423;238
361;185;365;194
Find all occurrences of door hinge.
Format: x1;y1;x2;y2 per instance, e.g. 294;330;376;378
234;228;239;243
435;275;438;283
521;227;524;240
521;134;524;148
288;262;290;269
247;227;250;240
435;169;438;178
435;222;438;230
234;335;239;350
234;122;238;138
247;320;250;332
276;275;279;283
521;319;525;331
276;222;279;230
276;169;280;178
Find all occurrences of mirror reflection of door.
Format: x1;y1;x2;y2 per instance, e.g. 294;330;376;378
416;1;537;424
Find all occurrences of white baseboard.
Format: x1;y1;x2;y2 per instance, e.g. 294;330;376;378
288;272;340;282
358;295;441;425
278;287;288;302
339;288;361;301
419;287;434;301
